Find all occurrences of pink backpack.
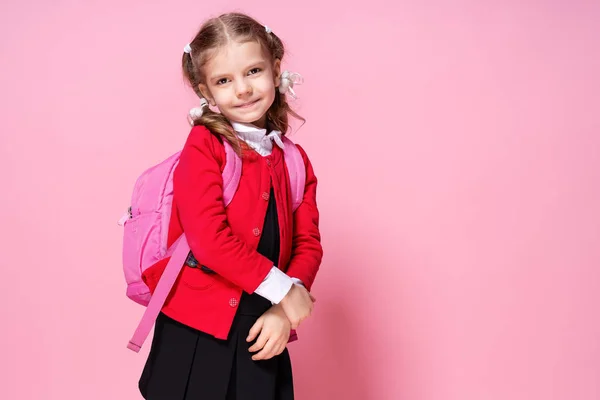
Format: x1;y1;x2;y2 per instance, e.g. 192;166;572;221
118;136;306;352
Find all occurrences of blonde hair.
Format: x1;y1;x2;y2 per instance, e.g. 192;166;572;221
182;12;304;154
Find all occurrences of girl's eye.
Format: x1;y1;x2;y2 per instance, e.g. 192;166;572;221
248;68;261;75
216;78;229;85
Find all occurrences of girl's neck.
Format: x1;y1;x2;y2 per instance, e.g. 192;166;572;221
230;118;271;132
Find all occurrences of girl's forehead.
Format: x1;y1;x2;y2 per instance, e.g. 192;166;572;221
205;40;269;74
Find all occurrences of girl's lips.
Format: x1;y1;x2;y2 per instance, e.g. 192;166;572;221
236;99;259;108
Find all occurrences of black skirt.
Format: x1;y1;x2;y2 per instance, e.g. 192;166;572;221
138;187;294;400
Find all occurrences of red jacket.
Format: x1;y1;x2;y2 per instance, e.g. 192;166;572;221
141;125;323;340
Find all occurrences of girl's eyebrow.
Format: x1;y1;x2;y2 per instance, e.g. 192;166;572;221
244;59;267;69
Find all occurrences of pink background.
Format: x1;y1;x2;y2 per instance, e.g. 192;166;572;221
1;0;599;399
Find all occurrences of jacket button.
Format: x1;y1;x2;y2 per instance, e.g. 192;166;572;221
253;227;261;236
262;192;269;201
266;159;271;166
229;298;238;307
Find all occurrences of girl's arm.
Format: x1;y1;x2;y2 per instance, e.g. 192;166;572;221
173;126;275;296
284;144;323;291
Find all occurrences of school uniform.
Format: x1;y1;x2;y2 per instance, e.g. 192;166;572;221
138;122;322;399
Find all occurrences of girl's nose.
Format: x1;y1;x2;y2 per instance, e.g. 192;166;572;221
235;80;252;97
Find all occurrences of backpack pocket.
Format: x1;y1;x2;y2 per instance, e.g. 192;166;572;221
122;211;163;283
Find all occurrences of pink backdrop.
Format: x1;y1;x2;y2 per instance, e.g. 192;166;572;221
1;0;599;399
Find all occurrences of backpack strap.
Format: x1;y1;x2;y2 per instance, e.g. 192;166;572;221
127;234;190;352
281;136;306;212
127;140;243;352
222;140;242;206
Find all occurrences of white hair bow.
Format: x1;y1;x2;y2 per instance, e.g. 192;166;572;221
187;98;209;126
279;71;303;99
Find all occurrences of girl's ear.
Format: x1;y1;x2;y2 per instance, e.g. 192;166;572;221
198;84;216;106
273;59;282;87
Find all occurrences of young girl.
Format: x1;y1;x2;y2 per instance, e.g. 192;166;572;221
137;12;323;400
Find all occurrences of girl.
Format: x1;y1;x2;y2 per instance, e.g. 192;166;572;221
137;12;323;400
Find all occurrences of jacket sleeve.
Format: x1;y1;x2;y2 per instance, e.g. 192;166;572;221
284;144;323;291
173;126;273;294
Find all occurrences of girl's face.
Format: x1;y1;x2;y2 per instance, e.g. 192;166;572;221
198;40;280;129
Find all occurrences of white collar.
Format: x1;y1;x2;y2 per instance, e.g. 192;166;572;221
230;121;285;157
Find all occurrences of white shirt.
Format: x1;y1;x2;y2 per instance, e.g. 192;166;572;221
230;121;304;304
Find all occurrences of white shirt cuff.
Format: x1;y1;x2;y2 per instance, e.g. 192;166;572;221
254;266;294;304
291;277;305;287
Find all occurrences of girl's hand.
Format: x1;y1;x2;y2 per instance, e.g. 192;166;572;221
279;284;314;329
247;304;291;361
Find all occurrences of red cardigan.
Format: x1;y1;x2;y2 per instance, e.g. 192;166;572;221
141;125;323;340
